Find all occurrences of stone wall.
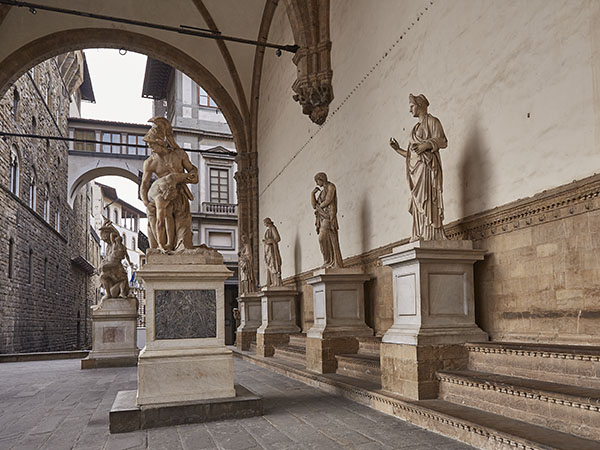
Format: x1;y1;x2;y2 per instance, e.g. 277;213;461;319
258;1;600;344
0;58;98;353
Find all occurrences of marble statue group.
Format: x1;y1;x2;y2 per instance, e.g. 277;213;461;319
98;218;132;301
137;92;449;287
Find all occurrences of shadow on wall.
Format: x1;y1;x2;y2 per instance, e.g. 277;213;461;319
293;229;302;277
359;194;372;254
458;116;490;221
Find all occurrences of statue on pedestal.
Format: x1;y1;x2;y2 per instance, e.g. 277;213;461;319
98;219;131;301
390;94;448;242
263;217;282;286
311;172;344;268
238;234;256;294
140;117;199;253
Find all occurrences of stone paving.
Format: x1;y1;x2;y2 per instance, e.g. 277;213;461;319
0;358;474;450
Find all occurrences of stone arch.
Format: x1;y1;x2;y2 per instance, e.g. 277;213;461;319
0;28;249;158
69;166;139;207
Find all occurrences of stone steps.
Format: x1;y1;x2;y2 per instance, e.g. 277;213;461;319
357;335;381;355
437;369;600;441
272;344;306;365
335;353;381;384
288;333;306;348
466;341;600;389
418;398;600;450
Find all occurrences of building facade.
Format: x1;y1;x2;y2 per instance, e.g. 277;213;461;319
0;52;99;353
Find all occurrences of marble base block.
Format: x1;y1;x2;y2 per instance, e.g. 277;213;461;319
81;296;139;369
379;240;488;399
256;286;300;357
135;251;236;407
305;268;373;373
236;292;262;351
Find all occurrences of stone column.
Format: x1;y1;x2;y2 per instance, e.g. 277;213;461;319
236;291;262;351
81;297;139;369
379;240;488;400
305;268;373;373
256;286;300;357
136;252;235;405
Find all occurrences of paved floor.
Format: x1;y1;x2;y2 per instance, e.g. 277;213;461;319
0;358;474;450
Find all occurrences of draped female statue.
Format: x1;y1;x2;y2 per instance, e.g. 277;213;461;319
390;94;448;241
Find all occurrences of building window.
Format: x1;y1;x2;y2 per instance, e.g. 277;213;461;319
12;89;19;122
74;129;96;152
29;168;37;210
28;248;33;284
127;134;147;156
9;146;20;196
8;238;14;279
43;183;50;222
54;198;61;232
198;87;218;108
209;168;229;203
113;209;119;224
31;116;37;134
102;132;122;154
131;237;136;250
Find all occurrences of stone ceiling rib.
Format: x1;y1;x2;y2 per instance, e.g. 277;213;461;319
190;0;250;127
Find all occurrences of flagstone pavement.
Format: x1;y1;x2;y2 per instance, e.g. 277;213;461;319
0;358;475;450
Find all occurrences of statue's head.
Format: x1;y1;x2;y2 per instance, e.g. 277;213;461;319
263;217;273;226
99;218;118;242
144;117;178;154
314;172;328;186
241;234;248;244
409;93;429;117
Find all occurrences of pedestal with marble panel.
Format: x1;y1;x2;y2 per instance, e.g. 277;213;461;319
236;291;262;351
305;268;373;373
256;286;300;357
81;296;139;369
379;240;488;400
109;251;262;433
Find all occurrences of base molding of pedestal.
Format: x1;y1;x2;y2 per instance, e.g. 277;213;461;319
109;384;263;433
81;355;138;369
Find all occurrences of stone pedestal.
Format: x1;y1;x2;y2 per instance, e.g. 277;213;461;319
236;291;262;351
305;268;373;373
136;251;235;406
256;286;300;357
380;240;488;399
81;297;139;369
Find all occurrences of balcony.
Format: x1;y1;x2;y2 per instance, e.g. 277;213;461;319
201;202;238;216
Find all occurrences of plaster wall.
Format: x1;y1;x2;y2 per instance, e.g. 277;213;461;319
257;0;600;281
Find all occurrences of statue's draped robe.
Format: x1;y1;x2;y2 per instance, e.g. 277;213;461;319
264;225;282;286
314;182;344;268
239;242;255;294
406;114;448;241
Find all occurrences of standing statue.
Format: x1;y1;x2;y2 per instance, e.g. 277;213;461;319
140;117;199;253
311;172;344;268
390;94;448;241
238;234;256;294
99;219;132;300
263;217;282;286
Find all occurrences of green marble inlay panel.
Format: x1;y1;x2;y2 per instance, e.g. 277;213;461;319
155;290;216;339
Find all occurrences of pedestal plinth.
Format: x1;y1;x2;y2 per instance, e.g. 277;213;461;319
305;268;373;373
256;286;300;357
81;297;139;369
380;240;488;400
109;250;262;433
136;251;235;405
236;292;262;351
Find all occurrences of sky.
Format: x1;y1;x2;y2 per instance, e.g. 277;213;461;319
81;49;151;212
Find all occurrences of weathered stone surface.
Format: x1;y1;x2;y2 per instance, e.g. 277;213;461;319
155;289;216;339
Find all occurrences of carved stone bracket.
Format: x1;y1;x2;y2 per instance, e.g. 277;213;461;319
286;0;333;125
